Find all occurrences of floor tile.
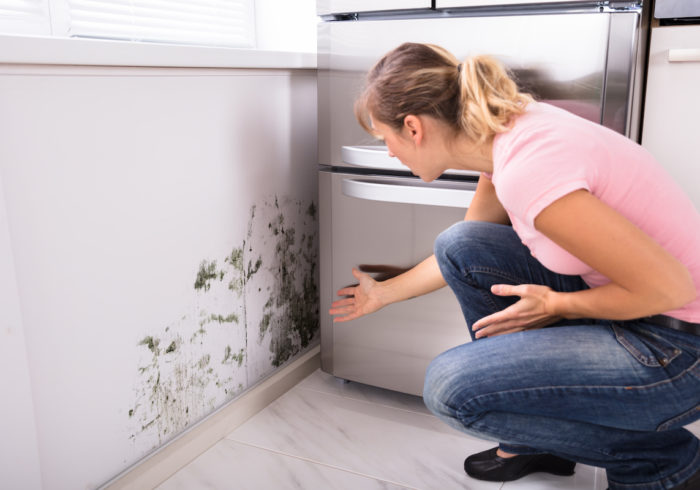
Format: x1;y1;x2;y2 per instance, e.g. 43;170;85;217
156;439;410;490
227;385;501;490
297;369;432;415
500;464;605;490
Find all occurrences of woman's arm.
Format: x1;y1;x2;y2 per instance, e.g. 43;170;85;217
465;174;510;224
329;255;445;323
540;189;695;319
330;174;508;322
471;189;697;337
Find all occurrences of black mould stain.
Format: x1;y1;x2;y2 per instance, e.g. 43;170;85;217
139;336;160;355
194;260;219;291
257;196;319;367
129;195;318;449
222;345;245;367
307;201;317;219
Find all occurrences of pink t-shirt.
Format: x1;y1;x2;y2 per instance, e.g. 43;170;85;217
491;102;700;323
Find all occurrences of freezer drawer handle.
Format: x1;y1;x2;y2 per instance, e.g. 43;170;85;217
341;145;403;171
342;178;475;209
668;49;700;63
341;145;480;178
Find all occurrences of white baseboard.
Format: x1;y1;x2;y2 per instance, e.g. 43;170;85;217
101;345;321;490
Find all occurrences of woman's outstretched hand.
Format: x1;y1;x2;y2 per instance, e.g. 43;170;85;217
329;268;386;323
471;284;562;338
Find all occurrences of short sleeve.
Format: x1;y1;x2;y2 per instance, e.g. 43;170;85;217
494;135;592;227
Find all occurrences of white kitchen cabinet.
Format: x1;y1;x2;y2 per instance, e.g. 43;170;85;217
642;25;700;211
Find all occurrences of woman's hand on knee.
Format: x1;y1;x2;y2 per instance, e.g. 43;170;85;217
471;284;561;338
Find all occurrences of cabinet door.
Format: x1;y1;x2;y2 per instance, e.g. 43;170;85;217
642;26;700;211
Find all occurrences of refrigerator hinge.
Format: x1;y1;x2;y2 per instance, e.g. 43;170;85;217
604;1;643;11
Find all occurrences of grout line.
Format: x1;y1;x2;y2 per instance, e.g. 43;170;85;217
225;439;421;490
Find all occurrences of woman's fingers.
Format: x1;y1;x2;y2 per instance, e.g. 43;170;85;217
331;297;355;308
472;305;517;331
331;267;383;322
336;286;358;296
333;312;360;323
329;305;356;316
472;284;557;338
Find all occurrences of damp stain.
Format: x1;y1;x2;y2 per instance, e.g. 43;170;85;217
129;195;318;450
194;260;219;291
256;196;319;367
222;345;245;367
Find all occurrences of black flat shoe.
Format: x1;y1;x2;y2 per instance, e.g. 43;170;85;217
464;447;576;482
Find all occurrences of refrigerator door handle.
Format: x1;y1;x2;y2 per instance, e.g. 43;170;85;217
668;48;700;63
342;178;475;209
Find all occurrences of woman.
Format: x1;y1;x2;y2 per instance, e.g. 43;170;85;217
329;42;700;489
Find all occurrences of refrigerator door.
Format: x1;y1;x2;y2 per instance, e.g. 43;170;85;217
318;11;642;168
320;170;476;395
317;0;430;16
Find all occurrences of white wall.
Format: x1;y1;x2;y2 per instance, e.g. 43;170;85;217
255;0;318;53
0;173;43;490
0;64;318;489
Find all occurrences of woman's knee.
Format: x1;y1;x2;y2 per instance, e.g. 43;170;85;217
423;350;455;417
424;340;511;418
435;221;480;272
434;221;509;282
423;345;480;418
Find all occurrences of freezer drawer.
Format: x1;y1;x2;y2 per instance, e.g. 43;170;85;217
318;11;642;168
319;170;476;395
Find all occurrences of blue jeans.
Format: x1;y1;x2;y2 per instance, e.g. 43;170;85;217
424;221;700;489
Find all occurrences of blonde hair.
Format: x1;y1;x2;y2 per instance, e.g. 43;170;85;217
355;43;533;144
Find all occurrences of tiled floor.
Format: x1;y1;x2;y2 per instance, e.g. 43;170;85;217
157;369;613;490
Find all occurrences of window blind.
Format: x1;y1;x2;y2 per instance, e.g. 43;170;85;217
0;0;51;35
64;0;255;48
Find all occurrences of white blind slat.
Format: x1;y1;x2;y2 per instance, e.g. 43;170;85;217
71;21;251;44
0;0;256;47
65;0;255;47
0;0;50;35
68;0;249;20
70;9;247;29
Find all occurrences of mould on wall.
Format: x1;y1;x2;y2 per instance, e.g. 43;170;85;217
256;197;319;367
128;195;318;452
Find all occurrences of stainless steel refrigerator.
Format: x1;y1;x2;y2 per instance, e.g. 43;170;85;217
318;0;648;396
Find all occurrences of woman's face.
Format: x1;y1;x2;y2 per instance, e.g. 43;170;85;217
370;116;445;182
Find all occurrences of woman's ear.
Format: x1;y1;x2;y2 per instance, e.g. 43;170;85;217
403;115;423;145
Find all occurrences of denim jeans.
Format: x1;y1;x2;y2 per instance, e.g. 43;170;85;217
424;221;700;489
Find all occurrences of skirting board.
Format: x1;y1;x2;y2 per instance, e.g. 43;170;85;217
101;345;321;490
